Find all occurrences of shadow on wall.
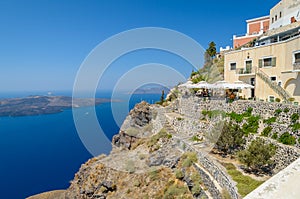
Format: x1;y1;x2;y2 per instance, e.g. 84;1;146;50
284;74;300;96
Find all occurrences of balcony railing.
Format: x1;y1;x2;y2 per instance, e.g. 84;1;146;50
293;62;300;71
236;67;256;75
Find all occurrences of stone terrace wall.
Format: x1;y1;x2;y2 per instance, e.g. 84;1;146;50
171;93;300;172
177;138;239;199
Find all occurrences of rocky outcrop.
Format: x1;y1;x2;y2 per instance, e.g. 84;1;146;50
112;131;139;150
128;101;152;127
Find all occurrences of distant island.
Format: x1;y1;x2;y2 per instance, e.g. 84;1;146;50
0;95;113;117
131;85;171;94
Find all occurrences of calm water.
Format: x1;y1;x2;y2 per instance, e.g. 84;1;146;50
0;91;161;199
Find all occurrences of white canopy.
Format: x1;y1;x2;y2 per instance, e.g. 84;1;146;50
233;80;254;89
213;81;236;89
187;81;213;89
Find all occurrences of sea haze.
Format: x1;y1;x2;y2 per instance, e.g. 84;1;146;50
0;91;161;199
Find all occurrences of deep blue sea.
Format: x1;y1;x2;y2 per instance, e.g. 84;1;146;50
0;91;161;199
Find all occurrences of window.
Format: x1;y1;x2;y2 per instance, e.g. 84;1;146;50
230;63;236;70
280;12;282;18
259;57;276;68
269;96;275;102
245;60;252;73
270;76;277;82
272;17;274;23
275;15;278;21
294;52;300;63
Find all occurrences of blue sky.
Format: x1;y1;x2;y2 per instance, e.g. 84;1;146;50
0;0;280;92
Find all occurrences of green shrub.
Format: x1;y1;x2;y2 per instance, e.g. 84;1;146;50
214;121;245;155
263;117;276;124
181;152;198;168
291;122;300;132
238;138;276;173
283;108;290;113
275;98;281;102
242;116;260;135
191;183;201;195
191;172;202;183
147;128;172;148
227;112;244;123
175;169;184;179
149;169;159;181
278;132;296;145
271;132;278;140
261;126;272;137
291;113;299;123
191;135;202;142
163;183;191;199
274;109;282;116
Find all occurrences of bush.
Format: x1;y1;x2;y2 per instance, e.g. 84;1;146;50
238;138;276;173
283;108;290;113
291;113;299;123
163;183;191;199
191;183;201;195
175;169;184;179
191;135;202;142
278;132;296;145
242;116;260;135
191;171;201;183
274;109;282;116
227;112;244;123
291;122;300;132
261;126;272;137
147;128;172;148
263;117;276;124
214;122;245;155
271;132;278;140
275;98;281;102
181;152;198;167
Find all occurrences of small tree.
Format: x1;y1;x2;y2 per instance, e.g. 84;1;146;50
206;41;217;58
160;90;165;104
214;122;245;155
238;138;276;173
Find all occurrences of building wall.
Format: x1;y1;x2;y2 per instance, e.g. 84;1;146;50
270;0;300;29
224;36;300;102
233;17;270;48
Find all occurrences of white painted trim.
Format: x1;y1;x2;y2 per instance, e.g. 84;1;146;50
246;15;270;23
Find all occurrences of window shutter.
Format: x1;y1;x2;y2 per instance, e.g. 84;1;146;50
271;57;276;67
259;59;263;68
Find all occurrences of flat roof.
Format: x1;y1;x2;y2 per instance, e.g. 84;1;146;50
246;15;270;23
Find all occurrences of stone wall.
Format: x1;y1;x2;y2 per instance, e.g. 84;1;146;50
176;138;239;199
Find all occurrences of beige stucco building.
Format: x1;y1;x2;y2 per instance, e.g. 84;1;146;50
224;0;300;104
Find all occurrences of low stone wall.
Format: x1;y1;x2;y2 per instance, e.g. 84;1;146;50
177;138;239;199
